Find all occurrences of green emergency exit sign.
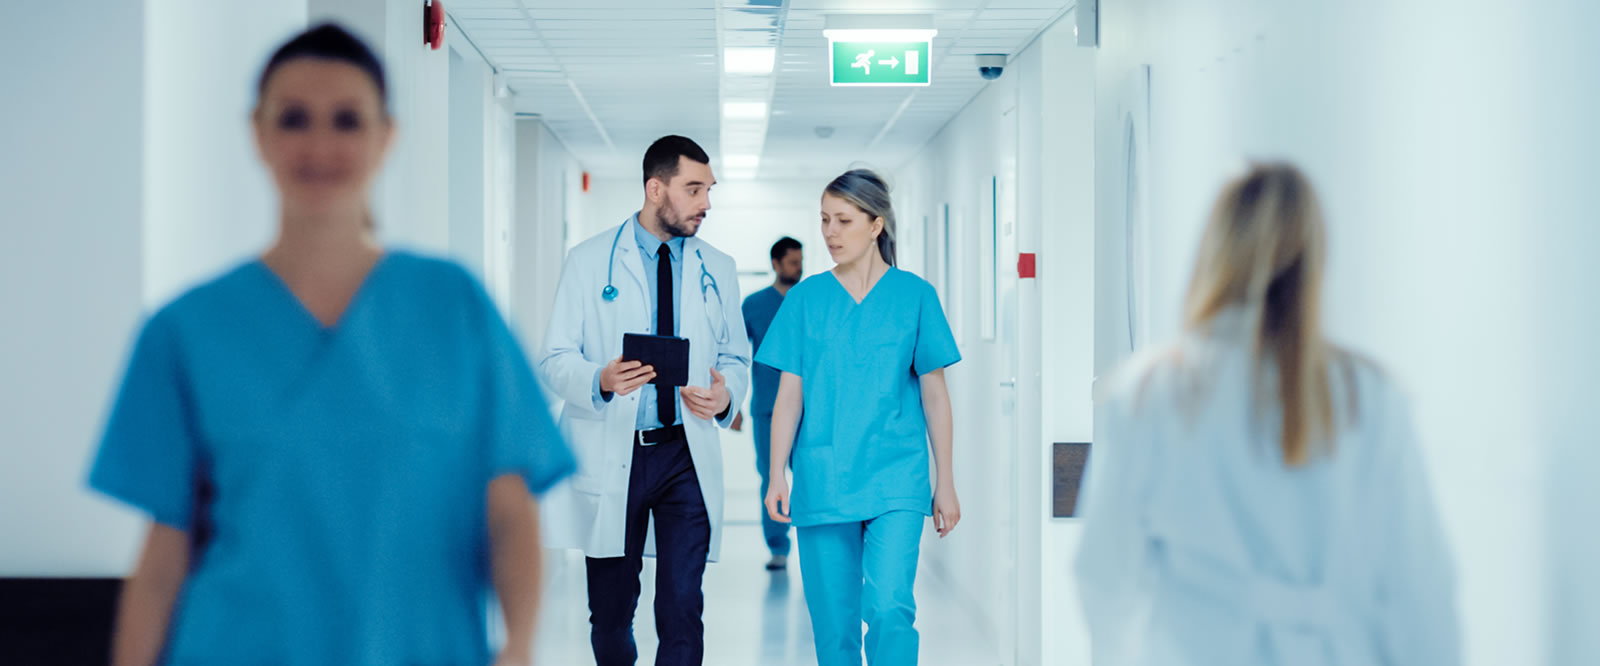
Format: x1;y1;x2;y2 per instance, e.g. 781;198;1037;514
830;41;932;86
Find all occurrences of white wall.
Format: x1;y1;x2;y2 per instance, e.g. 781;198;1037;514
143;1;306;307
1095;1;1600;662
892;15;1100;665
0;1;149;577
513;119;586;357
893;51;1027;662
448;47;488;277
310;0;451;254
484;96;518;316
1032;16;1097;666
1520;5;1600;661
573;175;634;245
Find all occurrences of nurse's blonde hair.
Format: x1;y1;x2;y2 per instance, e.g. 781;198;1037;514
824;169;897;266
1184;162;1341;466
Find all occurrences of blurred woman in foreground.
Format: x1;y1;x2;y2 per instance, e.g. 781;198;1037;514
1074;163;1459;666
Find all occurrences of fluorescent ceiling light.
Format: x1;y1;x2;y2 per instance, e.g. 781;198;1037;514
720;129;767;141
722;154;760;168
724;168;759;181
822;28;937;42
723;47;775;74
722;101;768;119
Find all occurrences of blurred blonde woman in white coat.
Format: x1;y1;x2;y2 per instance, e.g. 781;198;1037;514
1074;162;1460;666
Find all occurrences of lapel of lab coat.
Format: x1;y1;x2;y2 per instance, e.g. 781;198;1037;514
679;237;707;344
614;220;652;325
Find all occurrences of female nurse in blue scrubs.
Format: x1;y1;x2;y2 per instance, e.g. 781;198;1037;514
757;169;962;665
87;24;574;666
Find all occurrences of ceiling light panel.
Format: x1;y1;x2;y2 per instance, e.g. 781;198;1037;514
723;47;776;74
722;101;769;119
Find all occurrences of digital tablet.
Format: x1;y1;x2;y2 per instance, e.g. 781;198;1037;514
622;333;691;387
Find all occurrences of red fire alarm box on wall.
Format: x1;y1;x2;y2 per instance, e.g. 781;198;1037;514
1018;252;1037;279
424;1;445;50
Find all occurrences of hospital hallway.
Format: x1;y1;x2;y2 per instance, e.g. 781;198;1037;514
6;1;1600;665
526;413;1002;664
529;509;1001;665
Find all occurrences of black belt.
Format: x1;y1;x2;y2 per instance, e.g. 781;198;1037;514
636;424;686;446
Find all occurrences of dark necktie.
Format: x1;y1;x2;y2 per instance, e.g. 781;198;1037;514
657;243;676;425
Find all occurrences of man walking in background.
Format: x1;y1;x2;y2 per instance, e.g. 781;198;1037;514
740;236;803;570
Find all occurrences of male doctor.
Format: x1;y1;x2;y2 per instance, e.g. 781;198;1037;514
539;135;750;666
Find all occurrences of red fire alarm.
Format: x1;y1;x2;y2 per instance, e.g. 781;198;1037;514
424;1;446;50
582;171;591;193
1018;252;1037;279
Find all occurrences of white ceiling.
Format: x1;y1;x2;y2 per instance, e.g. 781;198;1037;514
448;0;1074;180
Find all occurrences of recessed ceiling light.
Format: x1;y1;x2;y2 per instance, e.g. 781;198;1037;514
722;154;761;168
822;28;938;42
724;47;776;74
722;101;768;119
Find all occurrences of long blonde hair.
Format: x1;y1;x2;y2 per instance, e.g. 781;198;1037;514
1184;162;1337;466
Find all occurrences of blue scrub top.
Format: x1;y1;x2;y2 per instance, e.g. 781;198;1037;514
87;251;576;665
754;267;960;527
741;285;785;417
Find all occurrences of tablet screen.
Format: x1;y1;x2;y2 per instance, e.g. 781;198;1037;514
622;333;691;386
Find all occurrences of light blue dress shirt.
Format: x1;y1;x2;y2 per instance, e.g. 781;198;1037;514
591;214;683;429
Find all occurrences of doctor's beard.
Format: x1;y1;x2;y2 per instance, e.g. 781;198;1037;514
657;193;704;238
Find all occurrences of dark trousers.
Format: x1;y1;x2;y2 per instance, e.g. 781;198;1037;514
586;436;711;666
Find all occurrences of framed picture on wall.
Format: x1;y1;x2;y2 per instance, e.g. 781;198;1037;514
942;203;960;344
980;176;998;341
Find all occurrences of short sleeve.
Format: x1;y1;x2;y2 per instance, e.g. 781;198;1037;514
88;311;202;530
475;280;577;495
753;288;804;377
912;282;961;375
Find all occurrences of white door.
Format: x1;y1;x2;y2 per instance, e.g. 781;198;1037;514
991;103;1024;662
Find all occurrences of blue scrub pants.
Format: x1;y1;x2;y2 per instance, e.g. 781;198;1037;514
752;414;792;557
797;510;923;666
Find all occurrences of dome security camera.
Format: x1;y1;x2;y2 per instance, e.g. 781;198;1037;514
976;54;1007;80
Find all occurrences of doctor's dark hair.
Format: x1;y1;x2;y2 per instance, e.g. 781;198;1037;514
642;135;712;188
823;169;896;266
256;23;388;113
770;236;802;263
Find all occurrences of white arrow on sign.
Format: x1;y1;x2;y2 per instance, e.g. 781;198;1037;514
878;55;900;70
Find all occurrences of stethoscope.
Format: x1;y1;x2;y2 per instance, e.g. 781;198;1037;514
601;224;627;302
601;223;730;344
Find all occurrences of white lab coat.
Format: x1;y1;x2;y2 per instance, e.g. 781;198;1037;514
537;221;751;562
1074;308;1460;666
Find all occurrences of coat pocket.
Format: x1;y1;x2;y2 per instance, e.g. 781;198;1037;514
558;415;607;495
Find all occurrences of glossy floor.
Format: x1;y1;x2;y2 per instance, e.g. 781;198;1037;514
530;518;1003;665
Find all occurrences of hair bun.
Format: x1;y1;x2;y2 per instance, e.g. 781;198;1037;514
843;168;890;193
